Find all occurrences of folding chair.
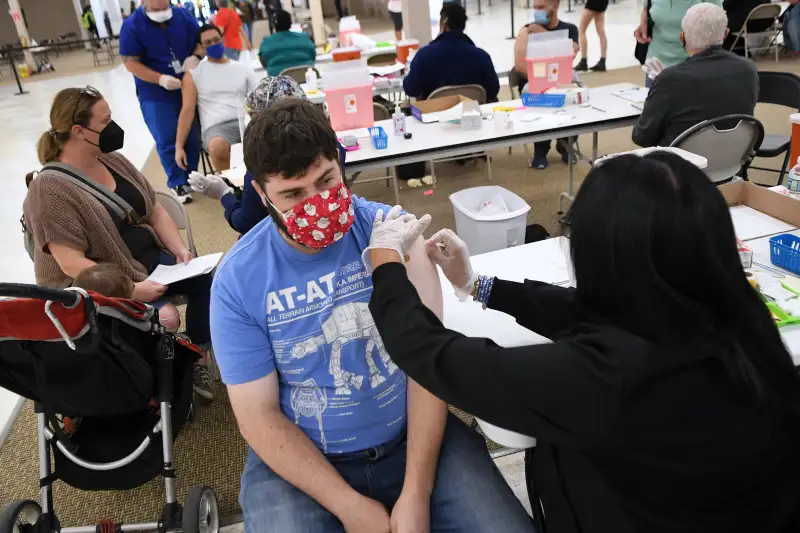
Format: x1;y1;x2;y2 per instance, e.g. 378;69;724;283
425;84;493;183
278;64;319;84
154;191;219;380
749;71;800;185
670;114;765;184
728;3;782;61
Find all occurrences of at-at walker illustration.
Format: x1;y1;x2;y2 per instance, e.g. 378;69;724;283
291;302;397;395
290;378;328;452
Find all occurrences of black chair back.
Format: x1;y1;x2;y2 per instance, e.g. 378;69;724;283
757;71;800;109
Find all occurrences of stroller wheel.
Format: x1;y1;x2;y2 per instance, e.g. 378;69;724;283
182;486;219;533
0;500;42;533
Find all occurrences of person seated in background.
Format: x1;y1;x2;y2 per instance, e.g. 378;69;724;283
722;0;773;53
23;87;214;402
633;3;758;148
74;262;181;332
189;76;346;235
403;3;499;102
176;24;262;172
210;98;534;533
257;10;316;76
514;0;580;169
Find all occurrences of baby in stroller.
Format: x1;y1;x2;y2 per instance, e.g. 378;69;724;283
73;263;181;333
0;283;219;533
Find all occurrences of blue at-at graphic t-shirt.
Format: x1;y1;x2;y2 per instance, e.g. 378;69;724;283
210;195;407;454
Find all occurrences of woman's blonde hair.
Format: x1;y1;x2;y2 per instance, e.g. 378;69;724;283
36;86;104;164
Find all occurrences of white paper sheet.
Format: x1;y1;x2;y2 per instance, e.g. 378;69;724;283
612;87;649;104
368;62;405;76
514;112;575;129
148;253;223;285
730;205;797;241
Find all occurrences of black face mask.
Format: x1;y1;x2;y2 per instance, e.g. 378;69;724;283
84;120;125;153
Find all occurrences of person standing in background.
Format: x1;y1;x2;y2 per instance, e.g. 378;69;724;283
82;4;101;41
215;0;252;60
387;0;403;41
574;0;608;71
184;0;198;21
119;0;202;203
635;0;722;86
237;0;254;41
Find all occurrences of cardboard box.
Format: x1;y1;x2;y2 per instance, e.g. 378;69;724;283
719;181;800;228
411;95;474;124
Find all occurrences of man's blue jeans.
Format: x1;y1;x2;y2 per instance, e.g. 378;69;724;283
139;96;199;189
240;415;535;533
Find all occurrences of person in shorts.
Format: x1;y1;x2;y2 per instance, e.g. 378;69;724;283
388;0;402;41
575;0;608;71
176;23;261;171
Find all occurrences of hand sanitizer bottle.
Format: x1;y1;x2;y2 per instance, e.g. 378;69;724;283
305;68;318;91
393;105;406;136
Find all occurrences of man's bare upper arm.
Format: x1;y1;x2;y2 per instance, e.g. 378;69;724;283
405;236;443;321
181;72;197;111
227;372;280;437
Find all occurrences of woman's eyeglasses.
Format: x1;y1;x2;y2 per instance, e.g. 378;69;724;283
72;85;101;126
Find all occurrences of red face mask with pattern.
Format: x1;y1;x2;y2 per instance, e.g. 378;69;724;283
271;183;355;248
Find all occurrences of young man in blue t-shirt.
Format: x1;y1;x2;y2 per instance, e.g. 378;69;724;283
210;99;533;533
119;0;201;203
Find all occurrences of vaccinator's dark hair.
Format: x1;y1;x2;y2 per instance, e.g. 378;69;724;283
275;10;292;32
567;152;800;413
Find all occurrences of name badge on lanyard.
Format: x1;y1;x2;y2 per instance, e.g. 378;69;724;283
170;51;184;74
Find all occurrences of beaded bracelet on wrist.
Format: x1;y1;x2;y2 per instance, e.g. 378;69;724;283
472;274;495;309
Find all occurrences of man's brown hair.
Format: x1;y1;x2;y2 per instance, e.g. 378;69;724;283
243;99;339;186
73;263;135;298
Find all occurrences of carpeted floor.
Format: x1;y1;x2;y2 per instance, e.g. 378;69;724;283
2;57;800;526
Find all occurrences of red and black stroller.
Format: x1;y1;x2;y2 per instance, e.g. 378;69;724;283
0;283;219;533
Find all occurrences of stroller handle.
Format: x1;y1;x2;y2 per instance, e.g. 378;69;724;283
0;283;82;306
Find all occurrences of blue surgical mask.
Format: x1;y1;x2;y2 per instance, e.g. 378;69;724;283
206;42;225;59
533;9;550;25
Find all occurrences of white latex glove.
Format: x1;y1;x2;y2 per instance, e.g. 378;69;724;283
182;55;200;71
426;229;477;301
188;171;234;200
159;74;182;91
641;57;665;80
361;205;432;274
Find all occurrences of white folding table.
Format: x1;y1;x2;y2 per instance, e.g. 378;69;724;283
345;83;643;208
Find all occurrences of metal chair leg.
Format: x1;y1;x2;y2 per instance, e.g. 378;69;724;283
778;149;791;185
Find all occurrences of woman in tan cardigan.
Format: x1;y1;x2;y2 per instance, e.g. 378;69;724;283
23;86;214;401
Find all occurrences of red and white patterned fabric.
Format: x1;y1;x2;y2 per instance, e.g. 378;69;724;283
281;183;356;248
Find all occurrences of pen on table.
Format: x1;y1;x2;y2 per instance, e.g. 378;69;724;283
590;105;606;113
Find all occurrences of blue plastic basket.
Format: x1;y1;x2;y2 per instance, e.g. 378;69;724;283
521;93;566;108
369;126;389;149
769;233;800;275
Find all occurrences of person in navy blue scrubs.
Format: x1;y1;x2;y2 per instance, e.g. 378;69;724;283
119;0;202;203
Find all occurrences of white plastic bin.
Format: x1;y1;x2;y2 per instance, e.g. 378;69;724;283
449;186;531;256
